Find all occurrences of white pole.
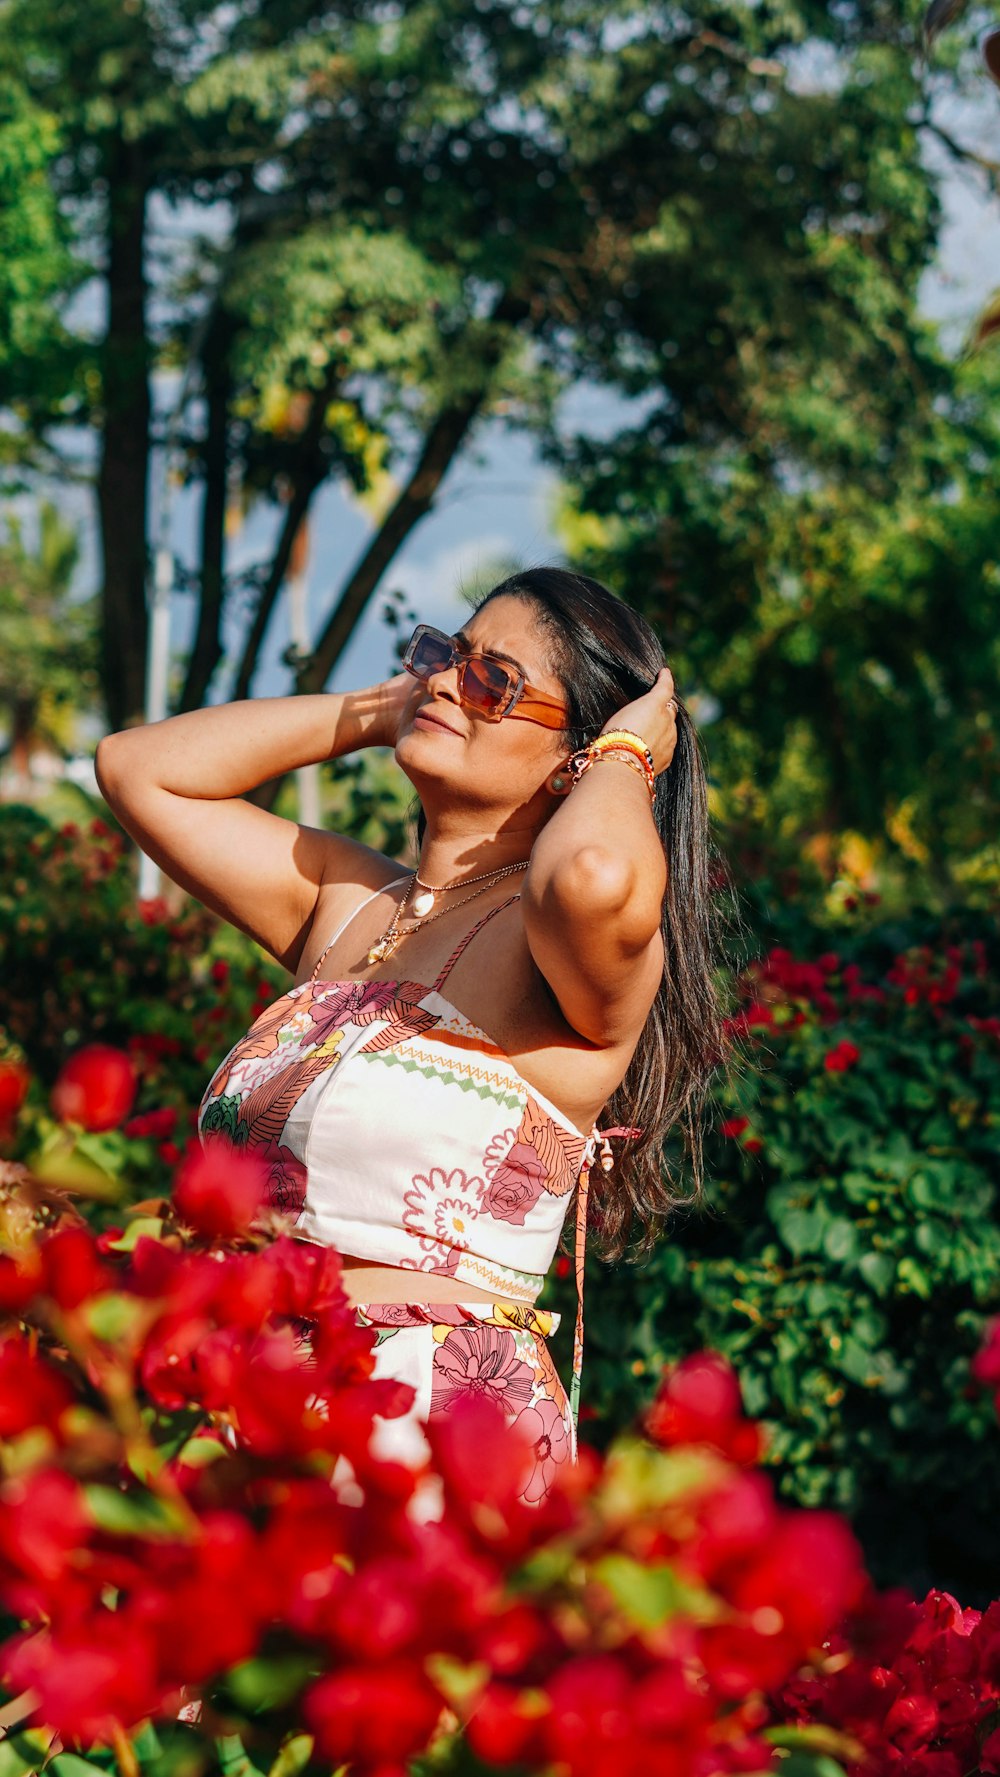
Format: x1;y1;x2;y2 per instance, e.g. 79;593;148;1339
137;539;174;902
286;518;321;829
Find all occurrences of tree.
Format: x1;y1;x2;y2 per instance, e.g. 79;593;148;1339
0;0;990;775
0;502;98;795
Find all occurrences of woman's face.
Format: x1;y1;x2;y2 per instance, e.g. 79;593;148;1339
394;595;571;820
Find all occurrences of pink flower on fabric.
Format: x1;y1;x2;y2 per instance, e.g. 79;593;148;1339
403;1168;483;1249
515;1395;573;1504
482;1143;547;1226
431;1325;536;1418
265;1144;307;1215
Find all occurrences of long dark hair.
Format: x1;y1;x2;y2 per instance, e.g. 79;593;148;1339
416;565;742;1266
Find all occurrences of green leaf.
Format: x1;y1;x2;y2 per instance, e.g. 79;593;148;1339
0;1736;47;1777
82;1292;147;1343
224;1654;317;1712
215;1738;266;1777
266;1739;313;1777
858;1251;895;1295
84;1484;189;1538
776;1205;828;1256
897;1256;933;1299
592;1553;716;1628
822;1218;859;1263
50;1758;117;1777
103;1216;164;1253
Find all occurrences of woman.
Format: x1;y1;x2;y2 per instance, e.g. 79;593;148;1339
95;566;729;1505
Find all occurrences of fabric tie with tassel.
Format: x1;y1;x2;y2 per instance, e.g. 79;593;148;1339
568;1123;643;1460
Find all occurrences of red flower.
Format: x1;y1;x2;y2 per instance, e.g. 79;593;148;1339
0;1059;30;1125
51;1044;137;1131
124;1106;178;1140
0;1469;90;1619
0;1340;74;1440
824;1040;860;1073
2;1618;165;1742
466;1681;547;1767
172;1138;269;1238
41;1226;112;1309
304;1659;445;1765
720;1116;750;1139
644;1352;763;1466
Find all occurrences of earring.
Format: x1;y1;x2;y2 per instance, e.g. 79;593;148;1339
548;770;570;795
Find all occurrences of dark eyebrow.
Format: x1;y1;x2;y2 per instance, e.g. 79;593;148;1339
453;627;528;678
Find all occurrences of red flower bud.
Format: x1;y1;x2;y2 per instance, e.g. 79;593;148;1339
304;1660;445;1765
51;1045;137;1131
172;1138;269;1238
0;1059;30;1123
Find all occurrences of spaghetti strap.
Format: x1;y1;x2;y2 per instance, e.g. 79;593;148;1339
431;891;521;994
309;873;411;983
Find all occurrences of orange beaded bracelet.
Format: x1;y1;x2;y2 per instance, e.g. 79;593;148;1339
567;730;657;802
568;728;656;798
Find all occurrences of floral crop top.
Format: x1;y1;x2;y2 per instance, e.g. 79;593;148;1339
198;876;634;1442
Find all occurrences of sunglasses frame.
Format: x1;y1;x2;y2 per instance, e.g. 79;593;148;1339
401;623;571;730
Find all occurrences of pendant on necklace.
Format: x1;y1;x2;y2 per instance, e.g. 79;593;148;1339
411;888;435;918
367;933;400;965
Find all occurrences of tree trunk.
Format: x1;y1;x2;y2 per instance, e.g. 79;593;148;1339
178;308;235;713
231;362;342;705
96;141;151;732
299;291;531;697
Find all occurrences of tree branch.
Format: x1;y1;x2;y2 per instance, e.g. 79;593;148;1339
231;360;342;704
298;290;531;699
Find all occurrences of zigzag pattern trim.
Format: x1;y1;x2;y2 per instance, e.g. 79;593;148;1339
362;1045;524;1110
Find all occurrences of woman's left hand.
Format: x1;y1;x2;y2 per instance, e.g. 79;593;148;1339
601;666;679;776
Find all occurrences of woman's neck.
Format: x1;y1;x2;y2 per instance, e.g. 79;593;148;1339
415;817;539;887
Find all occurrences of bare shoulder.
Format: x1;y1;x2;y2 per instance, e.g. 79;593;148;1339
296;835;408;981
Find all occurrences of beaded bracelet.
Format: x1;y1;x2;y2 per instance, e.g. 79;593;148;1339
590;749;656;800
592;729;656;782
568;728;656;799
567;743;656;804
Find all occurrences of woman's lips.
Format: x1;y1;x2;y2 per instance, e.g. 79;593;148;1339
412;708;460;735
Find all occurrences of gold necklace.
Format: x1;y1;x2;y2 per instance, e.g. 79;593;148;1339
410;858;531;918
367;861;528;965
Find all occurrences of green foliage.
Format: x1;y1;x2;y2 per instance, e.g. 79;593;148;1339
543;888;1000;1601
0;501;98;766
0;0;991;737
0;77;82;412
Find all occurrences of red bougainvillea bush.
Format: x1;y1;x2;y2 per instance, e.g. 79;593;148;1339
4;1046;1000;1777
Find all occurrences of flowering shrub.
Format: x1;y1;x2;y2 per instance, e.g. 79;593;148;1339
565;903;1000;1599
4;1038;1000;1773
771;1586;1000;1774
5;803;1000;1600
0;1104;889;1777
0;807;285;1205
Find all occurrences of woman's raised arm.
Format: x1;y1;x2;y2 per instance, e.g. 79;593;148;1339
94;677;411;972
521;667;677;1047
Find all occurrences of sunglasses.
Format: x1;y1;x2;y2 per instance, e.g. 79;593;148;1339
402;623;570;728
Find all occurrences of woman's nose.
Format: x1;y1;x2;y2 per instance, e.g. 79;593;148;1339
425;660;463;704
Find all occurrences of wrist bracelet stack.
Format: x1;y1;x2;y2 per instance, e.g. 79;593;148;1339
566;728;657;804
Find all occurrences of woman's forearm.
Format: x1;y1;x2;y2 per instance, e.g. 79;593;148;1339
95;685;386;802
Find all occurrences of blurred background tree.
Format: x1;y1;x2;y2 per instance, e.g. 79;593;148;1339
0;1;993;833
0;502;99;799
